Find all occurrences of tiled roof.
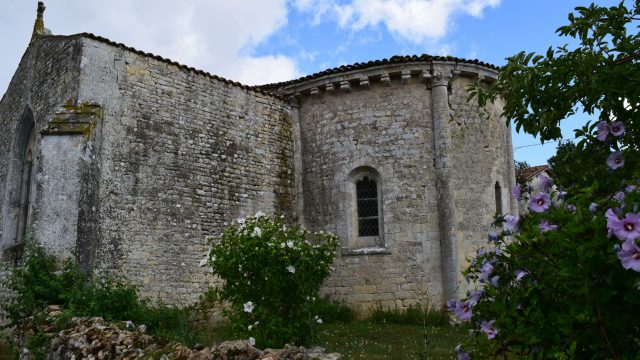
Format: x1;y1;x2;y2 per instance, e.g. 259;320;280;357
258;54;500;90
516;165;551;184
40;33;285;100
38;33;500;99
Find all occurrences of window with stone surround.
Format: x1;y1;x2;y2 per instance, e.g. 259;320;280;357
1;108;36;263
343;167;387;255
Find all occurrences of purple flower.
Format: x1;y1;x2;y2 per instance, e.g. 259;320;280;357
467;289;484;306
503;214;519;233
613;191;625;204
613;213;640;242
529;192;551;213
566;204;577;213
455;345;471;360
538;175;553;192
606;208;621;238
626;185;637;193
480;320;499;340
607;152;624;170
589;203;598;213
597;121;609;141
451;300;473;321
515;269;528;282
539;219;559;232
557;191;568;200
491;275;500;287
488;231;498;243
617;240;640;272
512;184;522;200
610;121;625;136
480;261;494;282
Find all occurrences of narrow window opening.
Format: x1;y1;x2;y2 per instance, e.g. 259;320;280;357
357;176;379;237
495;181;502;215
16;148;34;244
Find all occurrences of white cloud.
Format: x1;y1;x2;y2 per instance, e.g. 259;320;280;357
234;55;301;85
294;0;502;43
10;0;300;85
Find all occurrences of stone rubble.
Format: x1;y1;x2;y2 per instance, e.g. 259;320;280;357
14;306;341;360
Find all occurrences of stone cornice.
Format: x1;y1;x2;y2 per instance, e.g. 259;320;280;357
272;61;497;98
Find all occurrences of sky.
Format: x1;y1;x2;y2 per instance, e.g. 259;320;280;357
0;0;623;166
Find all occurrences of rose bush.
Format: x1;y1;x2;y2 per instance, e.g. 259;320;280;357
205;214;338;348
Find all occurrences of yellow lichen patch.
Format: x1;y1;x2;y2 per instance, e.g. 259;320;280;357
42;101;103;139
125;64;151;77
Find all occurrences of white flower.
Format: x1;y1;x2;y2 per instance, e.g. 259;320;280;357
247;324;253;331
252;227;262;237
286;240;294;248
237;218;246;224
287;265;295;273
314;315;323;324
255;211;266;217
248;337;256;346
280;242;286;248
243;301;254;313
199;258;208;267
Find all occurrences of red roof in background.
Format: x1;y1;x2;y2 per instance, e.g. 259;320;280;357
516;165;551;184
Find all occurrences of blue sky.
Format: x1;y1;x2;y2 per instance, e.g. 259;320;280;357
0;0;622;165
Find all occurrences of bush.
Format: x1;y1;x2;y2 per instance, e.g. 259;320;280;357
206;214;338;348
3;240;199;346
309;297;356;324
458;2;640;358
369;304;449;327
450;184;640;358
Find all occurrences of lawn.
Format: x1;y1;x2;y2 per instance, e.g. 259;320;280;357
314;322;468;360
1;319;469;359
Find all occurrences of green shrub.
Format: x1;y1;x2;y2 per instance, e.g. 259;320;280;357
369;304;449;327
309;297;356;324
4;239;71;323
206;214;338;348
3;240;199;346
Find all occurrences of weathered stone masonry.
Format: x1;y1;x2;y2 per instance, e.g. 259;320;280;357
0;16;515;314
265;59;516;312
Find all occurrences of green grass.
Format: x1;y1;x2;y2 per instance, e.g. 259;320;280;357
314;322;469;360
1;321;468;359
198;321;469;359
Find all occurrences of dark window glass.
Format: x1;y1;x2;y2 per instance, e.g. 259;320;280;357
356;177;379;237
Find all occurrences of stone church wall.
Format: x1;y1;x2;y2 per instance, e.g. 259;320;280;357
0;36;83;258
448;75;516;292
293;75;444;314
0;32;515;313
276;61;515;313
74;38;295;304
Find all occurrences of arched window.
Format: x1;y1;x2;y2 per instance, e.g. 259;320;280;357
2;108;36;263
16;128;36;244
356;176;379;237
495;181;502;215
344;167;386;254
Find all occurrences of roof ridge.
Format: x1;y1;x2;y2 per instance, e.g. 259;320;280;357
40;33;286;100
257;53;500;90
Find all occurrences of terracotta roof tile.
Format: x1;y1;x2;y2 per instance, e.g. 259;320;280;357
516;165;551;184
258;54;499;90
39;33;286;100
